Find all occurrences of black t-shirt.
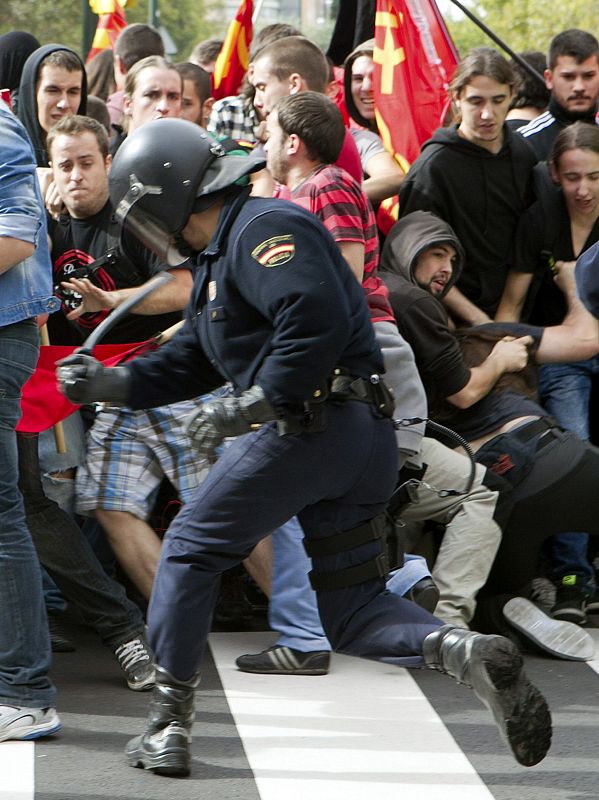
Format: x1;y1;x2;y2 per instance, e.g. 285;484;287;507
383;272;471;409
48;201;188;345
513;193;599;326
383;275;548;441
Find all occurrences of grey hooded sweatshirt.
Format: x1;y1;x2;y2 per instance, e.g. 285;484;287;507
379;211;471;410
380;211;544;440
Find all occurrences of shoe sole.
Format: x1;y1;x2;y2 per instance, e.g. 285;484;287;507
470;636;552;767
127;675;156;692
0;720;62;742
236;664;329;675
504;597;595;661
126;738;190;777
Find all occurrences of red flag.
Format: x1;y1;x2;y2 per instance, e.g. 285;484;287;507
17;340;157;433
373;0;458;232
374;0;458;168
86;0;129;63
212;0;253;100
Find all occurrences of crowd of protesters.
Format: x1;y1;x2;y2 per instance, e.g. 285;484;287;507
1;18;599;775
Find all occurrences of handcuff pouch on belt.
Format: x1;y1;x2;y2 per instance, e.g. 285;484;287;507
276;400;328;435
304;514;389;591
275;370;394;435
329;369;395;418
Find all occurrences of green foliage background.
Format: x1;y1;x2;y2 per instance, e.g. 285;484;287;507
0;0;217;61
445;0;598;57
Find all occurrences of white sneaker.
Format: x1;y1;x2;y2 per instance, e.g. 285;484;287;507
0;705;61;742
503;597;595;661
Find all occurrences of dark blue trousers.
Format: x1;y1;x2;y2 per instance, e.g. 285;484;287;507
147;401;442;680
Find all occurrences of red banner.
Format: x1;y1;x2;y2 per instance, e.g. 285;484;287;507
373;0;458;233
212;0;253;100
18;341;156;433
374;0;458;170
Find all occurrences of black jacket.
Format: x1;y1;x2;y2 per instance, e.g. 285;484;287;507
517;96;598;161
399;124;537;316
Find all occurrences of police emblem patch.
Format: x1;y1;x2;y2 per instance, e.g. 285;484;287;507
251;235;295;267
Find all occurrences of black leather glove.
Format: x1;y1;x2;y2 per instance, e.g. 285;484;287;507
56;353;132;405
184;385;277;463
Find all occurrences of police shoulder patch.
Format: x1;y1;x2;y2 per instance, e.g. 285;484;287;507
251;234;295;267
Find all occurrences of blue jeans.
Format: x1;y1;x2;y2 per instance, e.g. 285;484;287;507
538;358;599;589
0;319;55;708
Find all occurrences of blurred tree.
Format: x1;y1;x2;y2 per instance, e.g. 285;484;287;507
126;0;221;60
1;0;82;53
445;0;598;57
0;0;223;61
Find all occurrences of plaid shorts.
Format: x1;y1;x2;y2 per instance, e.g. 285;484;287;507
75;397;212;520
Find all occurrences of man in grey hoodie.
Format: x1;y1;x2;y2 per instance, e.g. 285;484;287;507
379;209;599;661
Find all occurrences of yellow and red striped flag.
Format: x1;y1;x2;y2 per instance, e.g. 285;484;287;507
373;0;458;232
86;0;133;63
212;0;253;100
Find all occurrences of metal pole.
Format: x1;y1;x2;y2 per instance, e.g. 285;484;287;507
149;0;159;27
252;0;266;24
82;0;98;59
445;0;546;88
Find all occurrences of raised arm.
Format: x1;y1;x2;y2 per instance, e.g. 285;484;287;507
536;260;599;363
495;270;534;322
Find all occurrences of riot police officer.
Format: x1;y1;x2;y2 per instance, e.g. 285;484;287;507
57;118;551;777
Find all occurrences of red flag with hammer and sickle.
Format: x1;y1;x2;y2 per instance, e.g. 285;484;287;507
373;0;458;232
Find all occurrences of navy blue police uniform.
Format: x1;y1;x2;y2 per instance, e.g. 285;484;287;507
116;189;443;680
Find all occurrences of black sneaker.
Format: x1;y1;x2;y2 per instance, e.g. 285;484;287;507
551;575;587;624
236;646;330;675
403;577;440;613
48;613;76;653
214;568;254;628
114;635;155;691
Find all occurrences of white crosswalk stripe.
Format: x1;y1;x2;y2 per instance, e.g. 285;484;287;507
210;632;495;800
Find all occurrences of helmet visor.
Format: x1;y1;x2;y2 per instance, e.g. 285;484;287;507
121;205;189;267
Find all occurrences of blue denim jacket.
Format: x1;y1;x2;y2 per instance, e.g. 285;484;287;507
0;101;60;327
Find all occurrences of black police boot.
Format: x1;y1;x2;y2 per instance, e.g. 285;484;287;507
126;665;199;777
422;626;552;767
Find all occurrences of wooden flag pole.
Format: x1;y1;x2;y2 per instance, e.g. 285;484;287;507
40;324;67;454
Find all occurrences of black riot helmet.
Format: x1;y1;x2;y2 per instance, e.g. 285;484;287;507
108;118;265;264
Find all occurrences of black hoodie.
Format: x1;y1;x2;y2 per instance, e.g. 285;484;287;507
0;31;40;114
399;124;537;317
17;43;87;167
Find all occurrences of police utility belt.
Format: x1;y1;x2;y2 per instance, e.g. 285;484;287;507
276;369;395;435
